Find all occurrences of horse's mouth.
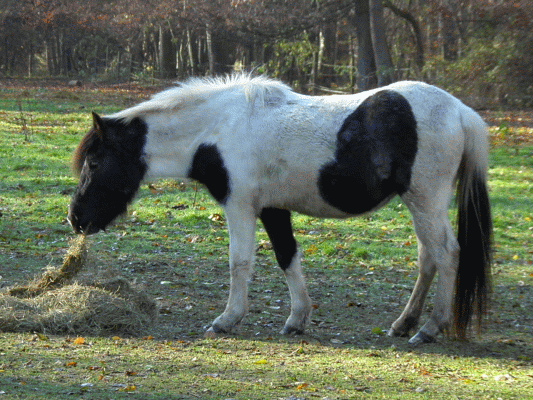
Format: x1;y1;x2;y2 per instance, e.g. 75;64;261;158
67;213;101;236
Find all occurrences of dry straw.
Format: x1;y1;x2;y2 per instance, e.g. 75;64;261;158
0;236;157;336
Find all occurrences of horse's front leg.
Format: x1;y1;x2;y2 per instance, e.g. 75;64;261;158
259;208;312;335
207;205;257;335
280;251;312;335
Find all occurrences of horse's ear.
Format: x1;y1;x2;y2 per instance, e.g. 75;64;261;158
92;112;105;139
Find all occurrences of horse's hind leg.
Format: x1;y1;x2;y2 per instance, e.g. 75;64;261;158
388;241;436;338
208;205;257;334
389;193;460;344
260;208;312;335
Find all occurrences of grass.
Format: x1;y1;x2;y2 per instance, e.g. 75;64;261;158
0;84;532;399
1;335;531;399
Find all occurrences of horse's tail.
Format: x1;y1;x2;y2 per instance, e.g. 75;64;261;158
454;107;493;339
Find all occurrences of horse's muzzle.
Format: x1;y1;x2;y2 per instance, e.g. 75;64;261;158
67;208;100;235
67;209;81;234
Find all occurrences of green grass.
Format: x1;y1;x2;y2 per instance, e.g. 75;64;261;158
1;335;532;399
1;85;532;399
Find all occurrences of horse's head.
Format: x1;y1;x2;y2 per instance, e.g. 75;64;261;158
68;112;148;235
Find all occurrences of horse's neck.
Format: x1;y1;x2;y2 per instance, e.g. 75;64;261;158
142;111;208;178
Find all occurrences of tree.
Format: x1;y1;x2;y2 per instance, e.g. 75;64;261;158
384;0;425;72
369;0;394;86
1;0;532;108
439;0;459;61
353;0;377;90
159;24;176;79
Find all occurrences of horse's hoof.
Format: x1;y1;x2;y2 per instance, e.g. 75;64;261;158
206;322;230;336
387;328;409;338
204;327;218;339
280;325;305;336
408;331;436;345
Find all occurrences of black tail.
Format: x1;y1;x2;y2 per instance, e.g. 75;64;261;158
454;167;493;338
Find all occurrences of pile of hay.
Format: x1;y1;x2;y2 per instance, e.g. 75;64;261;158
0;236;157;336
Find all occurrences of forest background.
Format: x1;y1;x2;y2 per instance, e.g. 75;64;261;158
1;0;532;109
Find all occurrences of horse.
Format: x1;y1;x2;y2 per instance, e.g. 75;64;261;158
67;74;492;345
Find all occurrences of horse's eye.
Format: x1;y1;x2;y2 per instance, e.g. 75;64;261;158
88;161;99;170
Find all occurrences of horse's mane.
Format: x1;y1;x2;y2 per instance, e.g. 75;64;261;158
72;74;291;174
72;126;97;176
110;73;292;122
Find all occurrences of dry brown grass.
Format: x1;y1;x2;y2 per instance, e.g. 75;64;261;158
0;236;157;336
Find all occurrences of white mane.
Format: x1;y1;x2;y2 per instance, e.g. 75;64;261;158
110;74;292;122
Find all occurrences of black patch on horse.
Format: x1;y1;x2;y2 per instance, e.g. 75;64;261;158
260;208;297;271
318;90;418;214
188;143;231;204
68;114;148;234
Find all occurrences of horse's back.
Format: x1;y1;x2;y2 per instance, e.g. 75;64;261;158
219;80;482;218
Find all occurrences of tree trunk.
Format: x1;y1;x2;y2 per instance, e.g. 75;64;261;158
53;34;61;75
353;0;377;91
369;0;394;86
440;0;458;61
159;25;176;79
317;28;325;82
186;28;197;76
349;34;355;92
321;22;337;87
206;25;232;75
206;25;215;76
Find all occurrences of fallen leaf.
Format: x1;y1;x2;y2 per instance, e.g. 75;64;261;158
306;244;317;254
253;359;268;365
149;184;162;194
208;213;222;221
121;385;136;392
73;337;85;345
371;327;385;335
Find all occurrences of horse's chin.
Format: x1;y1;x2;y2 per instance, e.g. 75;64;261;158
82;225;104;235
69;218;107;236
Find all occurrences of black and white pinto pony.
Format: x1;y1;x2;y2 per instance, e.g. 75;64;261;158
68;74;492;345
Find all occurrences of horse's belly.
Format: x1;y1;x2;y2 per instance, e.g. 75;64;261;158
259;176;353;219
